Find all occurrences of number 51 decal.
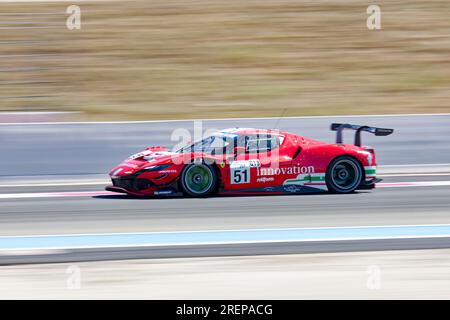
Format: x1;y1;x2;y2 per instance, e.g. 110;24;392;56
231;167;250;184
229;160;259;184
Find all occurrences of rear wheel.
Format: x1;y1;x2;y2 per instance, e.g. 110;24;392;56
180;163;218;197
326;156;362;194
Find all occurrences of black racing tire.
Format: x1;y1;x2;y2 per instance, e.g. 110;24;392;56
326;156;363;194
180;162;218;197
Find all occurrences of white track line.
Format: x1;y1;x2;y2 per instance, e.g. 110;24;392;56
0;174;442;188
0;180;109;187
0;181;449;199
0;113;449;126
0;191;112;199
380;173;450;177
377;181;450;188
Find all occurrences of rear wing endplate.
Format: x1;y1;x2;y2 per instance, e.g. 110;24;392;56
331;123;394;146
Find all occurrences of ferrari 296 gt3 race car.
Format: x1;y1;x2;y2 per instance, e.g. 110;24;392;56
106;123;393;197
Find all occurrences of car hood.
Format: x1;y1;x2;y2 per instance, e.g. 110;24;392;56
109;146;179;177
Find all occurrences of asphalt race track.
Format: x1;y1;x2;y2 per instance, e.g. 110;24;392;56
0;114;449;264
1;114;449;176
0;177;450;236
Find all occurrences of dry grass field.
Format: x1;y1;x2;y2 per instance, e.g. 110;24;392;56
1;0;449;120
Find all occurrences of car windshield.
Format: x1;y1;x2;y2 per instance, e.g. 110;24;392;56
176;134;236;155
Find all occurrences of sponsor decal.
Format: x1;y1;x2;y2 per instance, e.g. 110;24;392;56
229;162;316;185
230;160;261;168
154;189;175;195
257;166;315;176
257;177;275;183
283;185;303;193
159;169;178;174
219;162;225;169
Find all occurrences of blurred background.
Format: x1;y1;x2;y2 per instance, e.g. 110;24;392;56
1;1;450;300
1;0;450;120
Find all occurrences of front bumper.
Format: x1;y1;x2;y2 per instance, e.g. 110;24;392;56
107;176;155;196
106;174;179;196
111;176;155;190
105;185;147;196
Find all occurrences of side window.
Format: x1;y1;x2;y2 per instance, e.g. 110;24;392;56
246;138;259;152
245;135;280;153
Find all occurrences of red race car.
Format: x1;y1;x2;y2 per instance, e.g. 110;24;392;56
106;123;393;197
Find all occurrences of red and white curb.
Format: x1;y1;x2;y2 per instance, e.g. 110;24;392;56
0;181;449;199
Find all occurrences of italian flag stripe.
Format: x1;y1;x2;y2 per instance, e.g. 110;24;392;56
364;166;376;175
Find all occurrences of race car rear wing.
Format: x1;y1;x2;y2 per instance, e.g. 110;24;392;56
331;123;394;146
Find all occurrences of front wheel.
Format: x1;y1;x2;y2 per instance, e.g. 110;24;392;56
326;156;363;194
180;163;218;197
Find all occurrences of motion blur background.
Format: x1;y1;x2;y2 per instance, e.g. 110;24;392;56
1;0;450;120
2;1;450;300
